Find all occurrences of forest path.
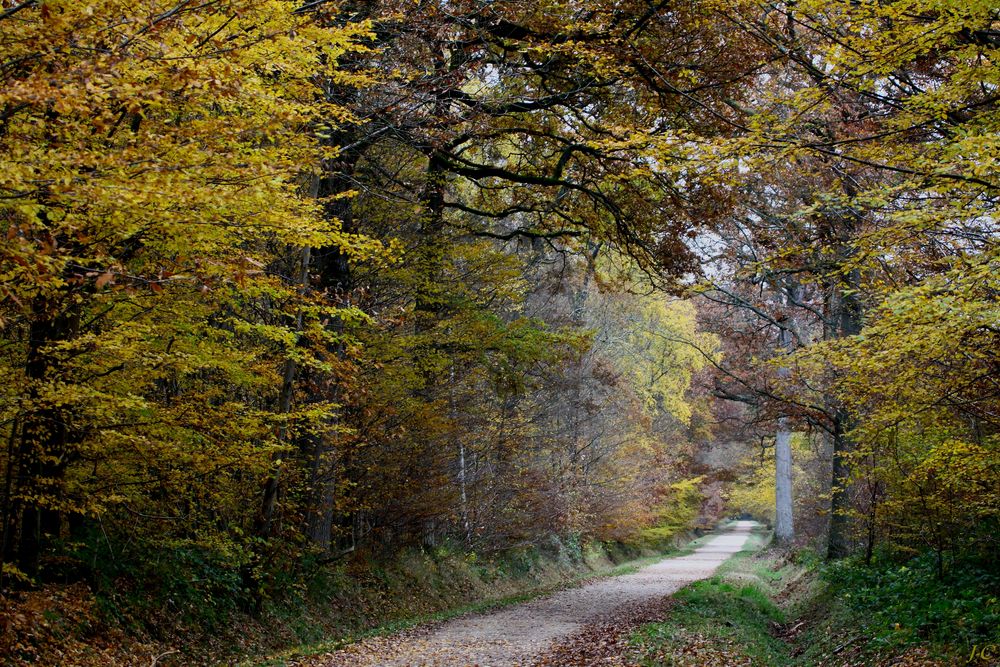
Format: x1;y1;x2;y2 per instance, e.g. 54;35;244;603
306;521;757;667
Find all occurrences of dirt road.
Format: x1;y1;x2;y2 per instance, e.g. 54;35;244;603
306;521;756;667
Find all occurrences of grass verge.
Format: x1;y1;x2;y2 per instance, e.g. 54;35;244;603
630;524;797;666
629;528;994;667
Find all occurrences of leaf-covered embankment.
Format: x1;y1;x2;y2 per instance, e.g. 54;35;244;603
4;530;703;666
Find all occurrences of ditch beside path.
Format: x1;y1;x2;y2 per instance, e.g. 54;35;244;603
303;520;758;667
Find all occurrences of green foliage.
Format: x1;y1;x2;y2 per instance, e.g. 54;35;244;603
61;524;250;632
795;263;1000;556
681;0;1000;562
823;553;1000;652
130;544;248;631
614;298;715;424
633;536;998;666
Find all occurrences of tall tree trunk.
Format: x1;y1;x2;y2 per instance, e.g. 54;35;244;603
256;245;312;539
411;143;453;544
827;269;862;559
303;426;337;550
827;412;855;558
15;305;77;578
450;364;471;544
774;421;795;544
774;291;797;546
302;159;357;551
0;418;19;592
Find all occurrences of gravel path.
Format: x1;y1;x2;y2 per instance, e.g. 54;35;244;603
309;521;756;667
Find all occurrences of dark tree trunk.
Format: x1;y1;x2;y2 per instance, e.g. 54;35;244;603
827;411;855;559
14;306;77;579
827;268;862;559
300;166;355;552
255;245;312;542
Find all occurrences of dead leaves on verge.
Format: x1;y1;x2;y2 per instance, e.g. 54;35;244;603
528;598;675;667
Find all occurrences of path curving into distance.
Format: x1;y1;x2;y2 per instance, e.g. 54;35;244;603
305;521;757;667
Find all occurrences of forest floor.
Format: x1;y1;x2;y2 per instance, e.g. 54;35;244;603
285;521;756;667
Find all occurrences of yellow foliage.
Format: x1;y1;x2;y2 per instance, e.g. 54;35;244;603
0;1;388;571
727;434;822;524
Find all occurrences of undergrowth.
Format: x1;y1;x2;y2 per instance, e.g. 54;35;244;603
1;528;705;666
631;528;998;667
815;551;1000;661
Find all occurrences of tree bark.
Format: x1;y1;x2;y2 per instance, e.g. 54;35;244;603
303;428;337;550
774;420;795;545
827;269;862;559
451;364;471;544
14;305;77;578
256;245;311;539
774;295;797;546
302;194;353;552
827;410;856;559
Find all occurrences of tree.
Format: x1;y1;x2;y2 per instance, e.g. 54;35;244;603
698;0;999;558
0;0;382;588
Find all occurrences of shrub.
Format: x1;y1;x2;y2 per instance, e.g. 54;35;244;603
823;552;1000;651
